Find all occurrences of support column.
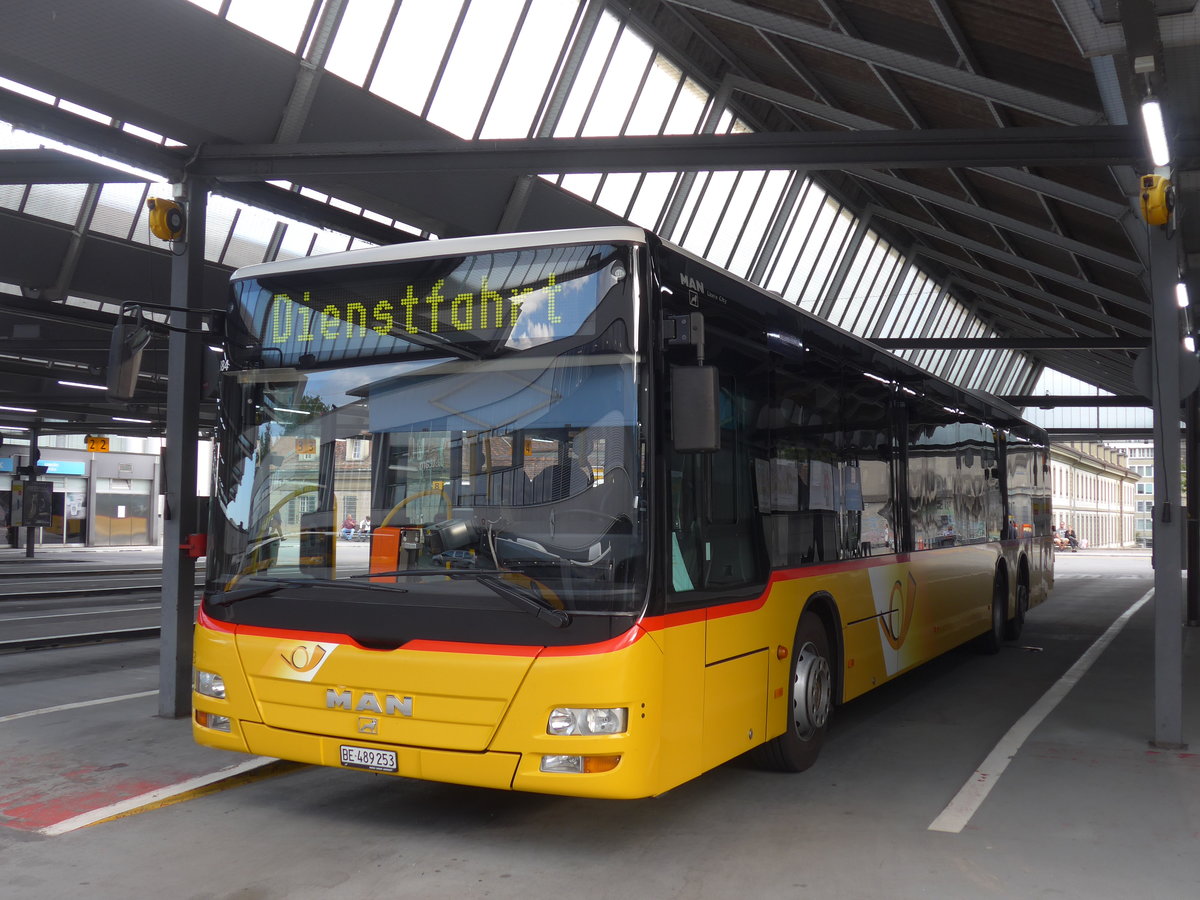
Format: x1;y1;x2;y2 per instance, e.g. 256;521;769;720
1188;391;1200;626
159;179;207;719
1148;223;1185;749
24;426;40;558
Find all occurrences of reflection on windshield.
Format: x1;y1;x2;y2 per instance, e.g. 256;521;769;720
210;346;644;618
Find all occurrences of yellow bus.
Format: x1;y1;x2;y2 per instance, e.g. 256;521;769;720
193;225;1052;798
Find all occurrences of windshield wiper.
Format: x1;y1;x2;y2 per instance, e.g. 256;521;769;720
349;567;507;578
475;574;570;628
211;577;406;606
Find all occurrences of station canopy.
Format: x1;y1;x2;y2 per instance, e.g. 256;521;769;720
1;0;1198;438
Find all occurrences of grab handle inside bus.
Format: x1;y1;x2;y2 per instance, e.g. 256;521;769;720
671;365;721;452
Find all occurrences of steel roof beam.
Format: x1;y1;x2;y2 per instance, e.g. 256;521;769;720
1053;0;1198;57
0;148;147;184
916;248;1150;336
873;337;1149;350
1002;394;1149;406
873;207;1146;311
853;170;1141;274
724;77;1130;220
665;0;1103;124
947;277;1112;339
187;126;1152;179
0;87;420;246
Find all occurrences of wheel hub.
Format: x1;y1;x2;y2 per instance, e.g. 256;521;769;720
792;640;831;740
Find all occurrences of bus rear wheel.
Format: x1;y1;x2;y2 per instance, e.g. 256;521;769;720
1004;581;1029;641
752;612;832;773
978;574;1006;654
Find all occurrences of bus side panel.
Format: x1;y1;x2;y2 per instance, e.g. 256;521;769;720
503;630;669;798
914;545;999;650
702;649;768;770
647;618;709;793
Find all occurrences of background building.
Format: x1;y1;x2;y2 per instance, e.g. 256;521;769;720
1049;441;1138;549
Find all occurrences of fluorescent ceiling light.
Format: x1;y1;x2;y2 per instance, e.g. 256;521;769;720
1141;99;1170;167
112;416;152;424
1186;336;1196;353
0;425;29;432
0;404;36;413
273;407;311;415
57;380;107;390
1177;282;1190;308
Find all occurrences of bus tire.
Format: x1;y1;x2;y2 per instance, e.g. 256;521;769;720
751;612;832;773
1004;579;1029;641
978;573;1006;655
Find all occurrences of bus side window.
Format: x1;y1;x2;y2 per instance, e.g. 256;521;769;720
669;374;766;595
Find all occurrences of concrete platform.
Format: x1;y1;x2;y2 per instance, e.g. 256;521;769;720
0;551;1196;898
0;545;168;572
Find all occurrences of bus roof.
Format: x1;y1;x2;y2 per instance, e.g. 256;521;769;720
230;225;649;281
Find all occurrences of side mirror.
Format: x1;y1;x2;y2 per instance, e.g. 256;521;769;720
107;304;152;400
671;365;721;452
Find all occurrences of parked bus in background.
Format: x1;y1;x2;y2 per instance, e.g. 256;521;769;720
192;225;1052;798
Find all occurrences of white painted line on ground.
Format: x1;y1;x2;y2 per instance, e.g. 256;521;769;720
0;690;158;723
37;757;279;836
928;588;1154;834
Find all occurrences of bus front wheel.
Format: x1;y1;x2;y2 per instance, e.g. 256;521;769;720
752;612;832;773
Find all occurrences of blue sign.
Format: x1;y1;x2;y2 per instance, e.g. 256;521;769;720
0;458;85;476
42;460;86;476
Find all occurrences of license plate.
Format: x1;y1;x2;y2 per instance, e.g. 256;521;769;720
339;745;398;773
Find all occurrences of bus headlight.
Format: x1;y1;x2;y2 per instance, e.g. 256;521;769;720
547;707;627;735
194;668;226;699
540;754;621;774
195;711;232;733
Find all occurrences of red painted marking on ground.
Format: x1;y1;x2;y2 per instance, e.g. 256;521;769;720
1;777;171;831
0;749;195;832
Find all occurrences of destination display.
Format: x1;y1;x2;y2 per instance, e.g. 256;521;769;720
230;243;626;366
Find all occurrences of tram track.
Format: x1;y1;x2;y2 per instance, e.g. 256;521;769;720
0;627;162;653
0;582;205;602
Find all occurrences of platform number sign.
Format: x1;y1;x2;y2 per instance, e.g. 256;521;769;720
85;435;111;452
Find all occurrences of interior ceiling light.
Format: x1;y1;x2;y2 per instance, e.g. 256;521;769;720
1176;282;1190;308
0;404;36;413
1141;98;1170;167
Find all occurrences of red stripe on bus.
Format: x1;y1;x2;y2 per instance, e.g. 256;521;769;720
641;554;916;629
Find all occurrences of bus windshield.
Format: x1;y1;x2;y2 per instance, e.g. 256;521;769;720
205;242;646;630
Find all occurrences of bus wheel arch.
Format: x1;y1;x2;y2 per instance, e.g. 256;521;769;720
751;594;839;773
